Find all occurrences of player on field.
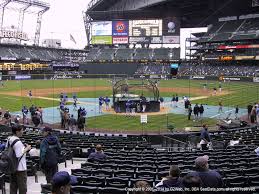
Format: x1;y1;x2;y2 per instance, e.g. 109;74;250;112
28;90;32;101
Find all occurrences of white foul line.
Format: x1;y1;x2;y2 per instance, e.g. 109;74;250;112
210;109;235;118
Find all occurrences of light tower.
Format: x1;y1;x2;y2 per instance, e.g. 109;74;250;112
0;0;50;45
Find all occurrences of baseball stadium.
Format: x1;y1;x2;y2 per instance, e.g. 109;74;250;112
0;0;259;193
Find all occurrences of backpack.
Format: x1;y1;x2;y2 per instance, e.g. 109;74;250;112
0;138;22;174
44;140;60;168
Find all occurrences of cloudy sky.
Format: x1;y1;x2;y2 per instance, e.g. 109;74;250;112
3;0;90;48
40;0;91;48
3;0;207;57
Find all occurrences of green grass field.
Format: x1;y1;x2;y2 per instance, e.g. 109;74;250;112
86;113;217;132
0;78;258;131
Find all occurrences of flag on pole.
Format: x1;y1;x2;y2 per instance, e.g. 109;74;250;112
70;34;77;44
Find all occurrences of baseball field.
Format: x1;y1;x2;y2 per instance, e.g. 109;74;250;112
0;77;257;133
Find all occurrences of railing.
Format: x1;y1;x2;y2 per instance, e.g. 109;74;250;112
162;135;192;151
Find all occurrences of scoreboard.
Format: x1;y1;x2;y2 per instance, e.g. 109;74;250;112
129;20;162;37
91;18;180;44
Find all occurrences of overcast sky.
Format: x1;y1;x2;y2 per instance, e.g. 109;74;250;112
3;0;207;58
3;0;90;48
40;0;91;48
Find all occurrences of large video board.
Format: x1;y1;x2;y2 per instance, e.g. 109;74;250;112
92;36;112;45
91;18;180;45
129;19;162;37
112;21;129;36
92;21;112;36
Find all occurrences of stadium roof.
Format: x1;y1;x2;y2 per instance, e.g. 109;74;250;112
86;0;259;28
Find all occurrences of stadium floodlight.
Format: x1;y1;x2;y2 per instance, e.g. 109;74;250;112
0;0;50;45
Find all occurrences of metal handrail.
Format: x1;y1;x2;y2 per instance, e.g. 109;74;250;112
162;135;189;145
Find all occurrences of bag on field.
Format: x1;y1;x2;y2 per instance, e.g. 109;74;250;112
0;139;22;174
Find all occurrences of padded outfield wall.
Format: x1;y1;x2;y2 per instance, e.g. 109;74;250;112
79;63;139;75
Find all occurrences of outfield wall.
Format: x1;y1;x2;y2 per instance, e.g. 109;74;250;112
79;63;139;75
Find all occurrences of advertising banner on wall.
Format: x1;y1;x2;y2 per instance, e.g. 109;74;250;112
92;21;112;36
235;56;255;60
163;36;180;44
112;21;129;36
150;36;162;44
129;36;150;44
112;36;128;44
92;36;112;44
162;17;180;36
129;19;162;37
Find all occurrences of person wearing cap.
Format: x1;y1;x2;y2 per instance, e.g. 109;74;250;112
88;144;107;162
187;155;223;189
7;124;31;194
200;124;211;151
40;126;62;183
52;171;77;194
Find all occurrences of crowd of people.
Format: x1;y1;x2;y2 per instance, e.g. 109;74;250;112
58;93;88;131
2;119;258;194
181;96;205;121
0;105;44;127
3;125;62;194
179;62;259;77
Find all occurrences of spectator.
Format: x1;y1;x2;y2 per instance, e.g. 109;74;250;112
247;103;253;120
51;171;77;194
40;126;61;183
182;175;202;194
193;104;199;120
188;105;192;120
3;110;11;126
7;124;31;194
199;104;204;118
77;107;82;120
77;114;86;132
14;114;21;124
29;105;36;118
200;124;211;151
134;180;152;194
187;155;223;188
68;114;77;131
22;105;29;124
250;106;257;123
32;112;40;127
156;165;182;188
38;107;43;124
88;144;107;162
85;145;95;158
